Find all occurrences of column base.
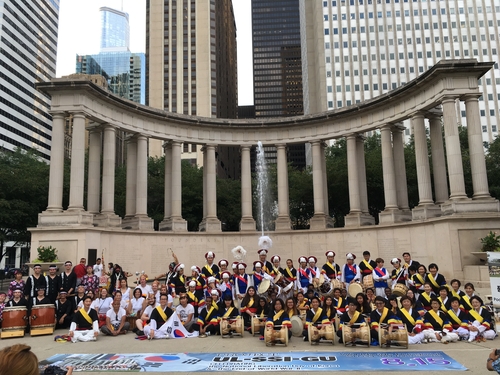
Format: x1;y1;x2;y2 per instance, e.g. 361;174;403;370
198;217;221;232
93;213;122;228
344;212;375;227
122;216;154;231
37;210;94;227
309;214;333;230
411;204;442;220
441;198;500;215
159;217;187;232
275;215;291;231
239;217;256;232
378;209;412;224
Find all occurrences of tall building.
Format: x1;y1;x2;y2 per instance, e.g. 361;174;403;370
0;0;60;160
100;6;130;52
252;0;306;169
303;0;500;143
146;0;238;173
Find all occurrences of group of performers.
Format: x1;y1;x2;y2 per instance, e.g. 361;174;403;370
0;248;497;345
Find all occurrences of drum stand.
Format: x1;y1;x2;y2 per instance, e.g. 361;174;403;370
1;328;25;339
220;317;244;338
308;323;335;345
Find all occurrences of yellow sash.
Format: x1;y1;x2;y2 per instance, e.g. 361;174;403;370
179;275;185;284
462;295;472;309
429;310;443;327
273;310;284;322
80;308;93;325
401;308;416;326
421;292;431;304
187;291;197;302
326;262;336;273
469;309;484;324
155;305;168;322
414;274;425;285
311;308;323;323
205;264;214;275
448;310;463;326
247;298;254;308
427;274;440;289
451;289;461;299
362;260;374;271
438;297;449;313
349;311;361;324
285;267;296;280
379;307;389;324
223;307;234;318
336;297;343;308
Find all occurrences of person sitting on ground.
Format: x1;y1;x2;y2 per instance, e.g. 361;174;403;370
422;297;458;343
29;287;51;307
101;299;130;336
263;298;292;340
134;293;156;336
369;296;398;346
468;296;497;342
0;344;73;375
337;298;366;344
395;296;425;344
193;294;220;338
69;295;99;343
447;296;470;341
176;295;195;332
218;296;240;336
55;291;73;329
240;286;258;329
143;293;174;339
303;296;330;344
129;287;145;316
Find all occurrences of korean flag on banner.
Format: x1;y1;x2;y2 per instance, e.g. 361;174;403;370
163;313;199;338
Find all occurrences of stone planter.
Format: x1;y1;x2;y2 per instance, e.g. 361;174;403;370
25;262;64;275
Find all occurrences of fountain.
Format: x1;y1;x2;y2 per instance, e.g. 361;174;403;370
255;141;273;235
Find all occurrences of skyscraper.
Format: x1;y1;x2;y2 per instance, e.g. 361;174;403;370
146;0;238;169
252;0;306;169
100;6;130;52
0;0;60;160
303;0;500;143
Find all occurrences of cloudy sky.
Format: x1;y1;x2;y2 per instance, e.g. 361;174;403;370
56;0;253;105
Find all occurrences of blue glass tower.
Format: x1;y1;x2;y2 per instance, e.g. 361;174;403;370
99;6;130;52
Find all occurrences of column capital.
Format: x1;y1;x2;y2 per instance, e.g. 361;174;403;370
70;112;86;120
391;123;406;133
136;134;148;141
442;95;458;104
310;140;322;146
50;111;66;119
345;133;358;140
426;109;443;120
275;143;287;149
379;124;393;131
240;144;252;151
461;93;482;102
410;111;426;120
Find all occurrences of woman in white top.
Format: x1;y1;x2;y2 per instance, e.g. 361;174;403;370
130;287;145;316
95;288;113;315
77;290;98;310
137;275;153;297
117;279;132;308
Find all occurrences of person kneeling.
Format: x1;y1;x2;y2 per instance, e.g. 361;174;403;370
144;294;174;339
101;299;130;336
69;295;99;343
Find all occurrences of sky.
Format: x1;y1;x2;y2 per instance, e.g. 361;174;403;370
56;0;254;105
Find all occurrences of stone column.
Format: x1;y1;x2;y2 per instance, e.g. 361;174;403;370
442;96;468;201
239;145;256;231
411;114;441;219
125;136;137;218
310;140;327;229
199;145;221;232
160;140;187;231
202;146;208;219
275;143;291;231
95;125;121;226
321;142;334;227
163;142;172;220
135;135;148;217
356;135;369;214
45;113;65;212
68;113;86;211
346;134;361;213
392;125;410;210
379;124;409;223
428;113;449;204
464;94;492;200
87;127;102;215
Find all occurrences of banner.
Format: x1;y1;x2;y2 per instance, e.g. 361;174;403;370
39;351;466;372
487;251;500;307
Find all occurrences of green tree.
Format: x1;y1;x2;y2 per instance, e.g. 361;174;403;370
216;176;241;231
288;164;314;229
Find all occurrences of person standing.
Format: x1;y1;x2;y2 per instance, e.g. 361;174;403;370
8;270;25;300
55;291;73;329
322;251;341;281
45;265;60;304
93;258;103;278
24;264;46;300
372;258;390;297
73;258;87;286
359;251;377;282
60;261;77;295
341;253;361;288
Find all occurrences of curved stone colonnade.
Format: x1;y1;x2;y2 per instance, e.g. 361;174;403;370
31;60;500;282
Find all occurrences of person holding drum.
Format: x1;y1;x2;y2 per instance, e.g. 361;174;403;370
307;256;321;286
337;298;367;344
55;291;73;329
340;253;361;288
422;297;458;343
6;288;28;308
218;296;240;335
369;296;398;346
253;261;273;296
322;251;341;281
467;296;497;342
240;286;258;329
390;258;406;288
396;295;426;344
69;295;99;342
359;251;376;282
426;263;448;294
297;257;312;294
447;296;470;340
257;249;273;276
372;258;390;297
263;298;292;340
29;287;51;307
303;297;330;343
201;251;219;280
219;271;234;301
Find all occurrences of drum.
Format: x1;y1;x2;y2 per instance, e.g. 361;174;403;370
393;283;408;297
1;306;28;339
172;296;180;307
308;323;335;345
257;279;271;298
220;316;244;337
342;324;370;346
264;325;288;346
126;315;137;330
251;316;266;336
363;275;374;289
331;278;343;291
30;304;56;336
290;316;303;337
348;282;364;297
379;326;408;348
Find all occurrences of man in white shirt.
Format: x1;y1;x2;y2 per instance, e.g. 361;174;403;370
101;300;130;336
176;295;195;332
93;258;103;278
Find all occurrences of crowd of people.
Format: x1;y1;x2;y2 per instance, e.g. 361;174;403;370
0;248;497;346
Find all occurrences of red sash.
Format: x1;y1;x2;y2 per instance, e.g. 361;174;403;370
309;268;317;277
347;264;357;274
235;275;247;285
299;268;309;279
374;268;385;277
254;273;263;281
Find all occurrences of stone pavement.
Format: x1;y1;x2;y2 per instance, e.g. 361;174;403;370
1;326;496;374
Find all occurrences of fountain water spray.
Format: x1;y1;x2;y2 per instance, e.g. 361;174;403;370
255;141;270;236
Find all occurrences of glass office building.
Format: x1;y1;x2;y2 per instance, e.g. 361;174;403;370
100;6;130;52
0;0;60;160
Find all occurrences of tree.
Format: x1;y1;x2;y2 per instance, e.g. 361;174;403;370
288;164;314;229
0;149;50;263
